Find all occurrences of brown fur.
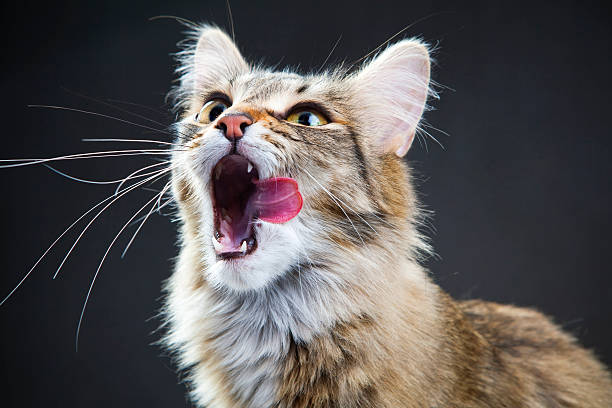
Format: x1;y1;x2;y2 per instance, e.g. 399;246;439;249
275;290;612;407
164;25;612;408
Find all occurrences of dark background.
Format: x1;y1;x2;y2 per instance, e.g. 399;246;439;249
0;1;610;406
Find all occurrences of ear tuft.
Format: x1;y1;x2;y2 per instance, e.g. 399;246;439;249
169;25;248;113
352;39;432;157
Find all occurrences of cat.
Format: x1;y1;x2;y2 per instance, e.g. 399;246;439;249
162;24;612;407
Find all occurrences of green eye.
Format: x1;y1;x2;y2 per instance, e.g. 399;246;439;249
195;99;229;123
286;110;328;126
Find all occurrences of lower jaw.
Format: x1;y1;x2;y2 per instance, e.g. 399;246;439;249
212;213;258;259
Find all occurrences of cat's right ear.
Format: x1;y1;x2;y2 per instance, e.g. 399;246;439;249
351;39;432;157
173;25;248;111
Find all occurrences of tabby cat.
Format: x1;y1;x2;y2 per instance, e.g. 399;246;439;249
163;24;612;407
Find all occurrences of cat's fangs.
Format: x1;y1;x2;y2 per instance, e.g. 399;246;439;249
164;25;612;408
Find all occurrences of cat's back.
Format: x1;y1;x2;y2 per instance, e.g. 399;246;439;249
459;299;612;407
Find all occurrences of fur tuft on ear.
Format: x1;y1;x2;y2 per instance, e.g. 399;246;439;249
169;24;248;113
351;39;432;157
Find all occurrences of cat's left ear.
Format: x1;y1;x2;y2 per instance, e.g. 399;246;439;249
352;39;431;157
173;25;248;112
192;25;248;91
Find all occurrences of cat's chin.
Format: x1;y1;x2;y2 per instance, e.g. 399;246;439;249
204;222;303;292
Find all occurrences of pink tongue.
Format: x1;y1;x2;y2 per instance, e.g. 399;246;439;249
250;177;303;223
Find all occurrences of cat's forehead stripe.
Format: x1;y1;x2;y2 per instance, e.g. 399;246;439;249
231;71;313;105
224;71;345;117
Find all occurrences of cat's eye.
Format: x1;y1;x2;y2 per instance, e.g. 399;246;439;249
286;110;329;126
195;99;229;123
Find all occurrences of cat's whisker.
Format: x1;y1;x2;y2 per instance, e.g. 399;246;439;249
114;161;172;195
294;233;317;272
53;168;172;280
0;168;169;307
0;149;171;162
318;34;343;72
62;87;170;128
301;166;381;238
157;197;174;214
75;190;166;351
82;138;178;146
348;12;446;68
106;98;167;116
128;196;174;227
121;181;172;259
148;15;198;28
44;161;171;185
156;181;173;213
0;149;180;169
225;0;235;42
27;104;192;145
28;104;177;137
300;168;365;246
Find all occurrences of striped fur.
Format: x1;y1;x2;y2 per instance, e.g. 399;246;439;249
163;25;612;407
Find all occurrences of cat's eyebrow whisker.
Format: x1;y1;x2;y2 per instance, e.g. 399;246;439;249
318;34;343;72
62;87;170;128
27;105;192;146
106;98;167;116
0;169;169;307
53;168;172;280
28;104;177;137
121;181;172;259
225;0;235;41
348;12;447;69
148;15;198;28
76;189;167;351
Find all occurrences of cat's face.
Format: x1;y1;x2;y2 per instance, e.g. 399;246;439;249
170;26;431;292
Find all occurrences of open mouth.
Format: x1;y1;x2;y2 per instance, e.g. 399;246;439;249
210;154;304;260
212;155;259;259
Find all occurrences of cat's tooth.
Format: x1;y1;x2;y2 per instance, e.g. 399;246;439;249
240;240;247;253
247;162;253;173
211;236;222;252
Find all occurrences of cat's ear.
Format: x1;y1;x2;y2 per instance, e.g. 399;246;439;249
192;26;248;89
352;39;431;157
172;25;248;111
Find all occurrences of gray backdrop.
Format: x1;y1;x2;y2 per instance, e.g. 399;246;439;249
0;1;610;406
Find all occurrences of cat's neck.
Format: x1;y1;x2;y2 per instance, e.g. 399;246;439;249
165;225;444;407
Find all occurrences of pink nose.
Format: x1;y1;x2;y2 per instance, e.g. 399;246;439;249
216;114;253;141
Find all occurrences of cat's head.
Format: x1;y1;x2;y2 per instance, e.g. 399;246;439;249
170;25;432;292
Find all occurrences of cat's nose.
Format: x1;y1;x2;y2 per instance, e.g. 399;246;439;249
216;113;253;141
